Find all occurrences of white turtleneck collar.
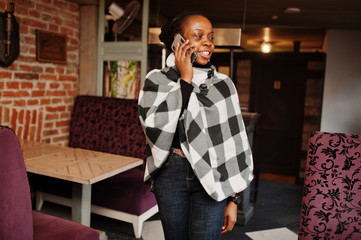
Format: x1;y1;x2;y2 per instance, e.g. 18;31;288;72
165;53;217;86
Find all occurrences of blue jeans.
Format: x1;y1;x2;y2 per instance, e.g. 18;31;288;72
153;150;227;240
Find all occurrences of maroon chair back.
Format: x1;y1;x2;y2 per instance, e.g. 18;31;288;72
298;131;361;239
0;126;33;239
0;125;100;240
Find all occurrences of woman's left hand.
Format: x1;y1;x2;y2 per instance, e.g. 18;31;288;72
221;201;238;234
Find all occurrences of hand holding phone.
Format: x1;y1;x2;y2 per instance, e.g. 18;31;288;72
171;33;197;64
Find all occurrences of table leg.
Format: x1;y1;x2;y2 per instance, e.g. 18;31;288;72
72;183;91;226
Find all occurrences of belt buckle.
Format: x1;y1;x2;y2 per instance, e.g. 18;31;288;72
173;148;186;158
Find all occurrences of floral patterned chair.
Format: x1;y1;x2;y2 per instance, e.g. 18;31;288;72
298;131;361;239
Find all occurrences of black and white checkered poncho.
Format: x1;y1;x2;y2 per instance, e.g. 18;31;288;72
138;54;253;201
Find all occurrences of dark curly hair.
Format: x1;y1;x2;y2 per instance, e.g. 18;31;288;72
159;12;207;51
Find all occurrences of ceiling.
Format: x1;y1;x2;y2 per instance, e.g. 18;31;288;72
149;0;361;52
74;0;361;52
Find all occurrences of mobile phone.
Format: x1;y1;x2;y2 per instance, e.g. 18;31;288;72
171;33;198;64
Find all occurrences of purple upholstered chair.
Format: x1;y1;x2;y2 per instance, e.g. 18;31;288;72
34;95;158;238
0;125;99;240
298;131;361;240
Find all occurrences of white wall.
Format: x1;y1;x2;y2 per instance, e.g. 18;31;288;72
321;29;361;134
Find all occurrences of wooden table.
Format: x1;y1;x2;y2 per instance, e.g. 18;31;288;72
19;139;143;226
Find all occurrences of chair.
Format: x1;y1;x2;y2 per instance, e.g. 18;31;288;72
33;95;158;238
0;125;99;240
298;131;361;240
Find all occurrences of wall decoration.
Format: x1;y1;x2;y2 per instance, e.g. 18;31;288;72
0;2;19;67
103;60;140;99
36;30;66;64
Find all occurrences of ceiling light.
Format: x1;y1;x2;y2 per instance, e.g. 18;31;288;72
283;7;301;14
261;42;271;53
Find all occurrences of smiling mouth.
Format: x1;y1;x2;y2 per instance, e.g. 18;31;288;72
198;51;211;58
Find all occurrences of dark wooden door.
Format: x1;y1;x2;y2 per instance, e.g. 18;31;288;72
252;57;306;178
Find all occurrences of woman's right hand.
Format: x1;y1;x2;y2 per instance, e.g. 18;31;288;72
174;40;196;84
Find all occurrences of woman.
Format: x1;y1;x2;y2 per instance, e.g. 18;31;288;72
138;12;253;240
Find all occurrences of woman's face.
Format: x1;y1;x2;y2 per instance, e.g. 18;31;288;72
180;15;215;65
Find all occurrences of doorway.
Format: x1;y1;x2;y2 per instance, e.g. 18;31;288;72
251;55;307;180
211;52;325;181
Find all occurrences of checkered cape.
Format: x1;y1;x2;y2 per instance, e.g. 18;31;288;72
138;54;253;201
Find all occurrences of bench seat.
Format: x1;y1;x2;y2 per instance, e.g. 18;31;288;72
34;95;158;238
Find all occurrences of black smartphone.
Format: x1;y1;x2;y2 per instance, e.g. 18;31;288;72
171;33;198;64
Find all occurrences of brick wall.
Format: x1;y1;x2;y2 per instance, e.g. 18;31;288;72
0;0;79;145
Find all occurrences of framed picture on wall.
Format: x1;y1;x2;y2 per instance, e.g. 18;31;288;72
36;30;67;64
103;60;141;99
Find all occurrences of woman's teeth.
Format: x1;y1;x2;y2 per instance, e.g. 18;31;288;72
199;51;210;56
